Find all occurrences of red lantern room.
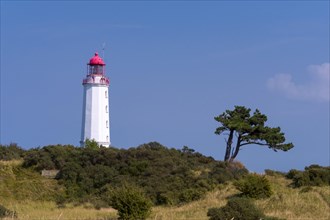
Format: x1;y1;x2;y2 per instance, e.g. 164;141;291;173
83;52;110;86
88;52;105;75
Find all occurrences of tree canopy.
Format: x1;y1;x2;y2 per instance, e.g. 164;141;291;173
214;106;294;161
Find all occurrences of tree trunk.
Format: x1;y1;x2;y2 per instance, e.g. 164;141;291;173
230;135;241;161
224;130;234;161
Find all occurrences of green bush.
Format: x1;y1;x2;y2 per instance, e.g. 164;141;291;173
0;204;17;218
286;169;300;179
227;161;249;179
84;139;100;149
207;197;265;220
179;188;206;203
207;197;284;220
0;143;25;160
234;173;273;199
106;185;152;220
286;165;330;188
209;161;248;184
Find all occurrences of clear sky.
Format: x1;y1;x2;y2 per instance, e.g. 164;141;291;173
1;1;329;172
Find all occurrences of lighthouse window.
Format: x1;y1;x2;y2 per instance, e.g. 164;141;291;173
105;91;108;98
93;66;98;74
106;136;109;141
89;66;103;75
89;66;94;75
106;120;108;128
106;105;108;113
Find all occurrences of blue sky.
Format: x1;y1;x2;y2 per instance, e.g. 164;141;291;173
1;1;329;172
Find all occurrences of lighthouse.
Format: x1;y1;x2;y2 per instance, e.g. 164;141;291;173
80;52;110;147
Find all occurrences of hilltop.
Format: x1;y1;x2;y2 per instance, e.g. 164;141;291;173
0;142;329;219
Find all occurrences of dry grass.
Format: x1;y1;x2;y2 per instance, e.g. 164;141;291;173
0;200;117;220
0;160;62;201
149;183;238;220
256;175;330;220
0;160;23;166
149;176;330;220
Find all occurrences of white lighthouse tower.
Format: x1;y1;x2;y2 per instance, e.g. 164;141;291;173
80;52;110;147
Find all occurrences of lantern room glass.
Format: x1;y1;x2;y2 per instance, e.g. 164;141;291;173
89;65;104;75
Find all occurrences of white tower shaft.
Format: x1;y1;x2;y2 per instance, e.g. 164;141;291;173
81;53;110;147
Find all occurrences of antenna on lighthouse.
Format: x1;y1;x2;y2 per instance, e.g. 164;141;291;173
102;42;106;59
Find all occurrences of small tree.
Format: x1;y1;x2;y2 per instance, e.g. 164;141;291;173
207;197;266;220
207;197;282;220
107;185;152;220
84;139;99;149
234;173;273;199
214;106;293;161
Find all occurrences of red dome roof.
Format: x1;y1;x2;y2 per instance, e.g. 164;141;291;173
89;52;105;65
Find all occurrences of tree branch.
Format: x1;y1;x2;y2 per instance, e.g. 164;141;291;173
240;142;269;147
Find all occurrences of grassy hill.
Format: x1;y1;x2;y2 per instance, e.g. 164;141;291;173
0;160;116;219
0;143;329;219
152;178;330;220
1;161;329;219
0;160;61;201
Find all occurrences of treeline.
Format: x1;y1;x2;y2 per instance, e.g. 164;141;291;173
1;142;329;209
10;142;247;206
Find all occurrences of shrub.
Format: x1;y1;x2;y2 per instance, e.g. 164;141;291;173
0;143;25;160
155;192;176;205
287;165;330;188
207;197;284;220
0;204;17;218
209;161;248;184
106;185;152;220
207;197;265;220
290;172;310;188
84;139;100;149
227;161;249;179
286;169;300;179
179;188;206;203
234;173;273;199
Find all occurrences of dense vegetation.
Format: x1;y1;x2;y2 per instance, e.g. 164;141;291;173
1;143;329;220
286;164;330;188
19;142;248;207
0;143;25;160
